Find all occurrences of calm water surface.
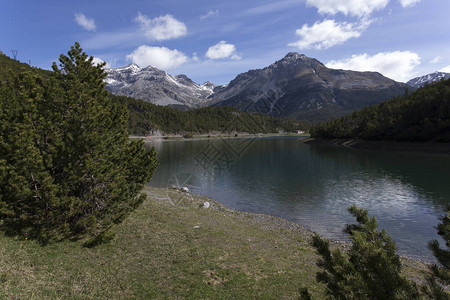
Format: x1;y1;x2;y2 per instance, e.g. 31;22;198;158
147;136;450;260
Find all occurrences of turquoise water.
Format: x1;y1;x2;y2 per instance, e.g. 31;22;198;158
147;136;450;260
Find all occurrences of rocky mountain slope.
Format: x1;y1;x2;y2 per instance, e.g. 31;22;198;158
105;64;215;108
210;53;409;121
105;53;409;121
407;71;450;89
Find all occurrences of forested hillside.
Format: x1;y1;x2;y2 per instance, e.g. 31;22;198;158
311;79;450;142
111;94;309;135
0;51;34;78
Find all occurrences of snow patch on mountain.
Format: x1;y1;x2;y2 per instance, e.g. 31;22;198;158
105;64;216;107
407;71;450;88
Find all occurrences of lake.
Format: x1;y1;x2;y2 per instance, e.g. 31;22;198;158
146;136;450;261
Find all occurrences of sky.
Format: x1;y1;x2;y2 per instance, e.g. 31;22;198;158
1;0;449;85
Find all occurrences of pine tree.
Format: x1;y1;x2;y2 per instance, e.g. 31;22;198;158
304;206;420;299
424;206;450;299
0;43;158;244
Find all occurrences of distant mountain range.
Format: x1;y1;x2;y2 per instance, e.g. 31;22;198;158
105;53;445;121
105;64;215;108
406;71;450;89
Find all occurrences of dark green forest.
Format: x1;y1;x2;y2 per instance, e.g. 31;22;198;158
311;78;450;142
0;52;308;136
0;51;43;79
112;94;309;135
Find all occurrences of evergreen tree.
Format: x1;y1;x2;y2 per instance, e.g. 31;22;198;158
303;206;420;299
0;43;158;244
424;206;450;299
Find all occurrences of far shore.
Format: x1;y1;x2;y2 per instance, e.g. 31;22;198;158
131;132;310;142
302;137;450;155
131;134;450;154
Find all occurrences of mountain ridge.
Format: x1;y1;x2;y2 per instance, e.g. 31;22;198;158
209;52;408;121
105;52;416;121
105;63;215;108
406;71;450;88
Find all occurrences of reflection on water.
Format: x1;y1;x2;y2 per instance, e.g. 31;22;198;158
147;137;450;260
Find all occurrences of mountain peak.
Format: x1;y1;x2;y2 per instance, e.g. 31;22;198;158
128;63;141;71
407;71;450;88
277;52;322;68
108;63;141;73
283;52;305;59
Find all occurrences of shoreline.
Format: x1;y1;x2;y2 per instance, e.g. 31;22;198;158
131;132;309;142
302;137;450;155
153;186;432;266
149;186;432;288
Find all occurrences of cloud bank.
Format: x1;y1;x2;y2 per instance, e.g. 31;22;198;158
305;0;389;17
126;46;188;70
205;41;241;60
289;19;365;50
440;65;450;73
326;51;421;82
134;12;187;41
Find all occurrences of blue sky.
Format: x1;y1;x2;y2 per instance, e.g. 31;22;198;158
1;0;449;84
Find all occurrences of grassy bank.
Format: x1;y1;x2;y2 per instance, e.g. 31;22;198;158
0;187;428;299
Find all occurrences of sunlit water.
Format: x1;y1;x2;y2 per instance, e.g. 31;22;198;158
147;136;450;261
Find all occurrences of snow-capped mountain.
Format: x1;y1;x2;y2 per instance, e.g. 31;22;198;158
210;52;409;120
105;53;409;121
406;71;450;88
105;64;215;108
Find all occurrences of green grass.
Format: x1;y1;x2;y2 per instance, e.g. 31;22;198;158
0;187;428;299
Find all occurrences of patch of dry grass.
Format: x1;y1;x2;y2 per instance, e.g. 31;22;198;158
0;187;429;299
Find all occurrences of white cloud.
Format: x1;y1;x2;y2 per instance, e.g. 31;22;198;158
134;12;187;41
200;10;219;20
305;0;389;17
440;65;450;73
326;51;421;82
126;46;188;70
288;19;365;50
74;13;96;32
430;56;441;64
399;0;420;7
92;57;115;69
205;41;241;60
